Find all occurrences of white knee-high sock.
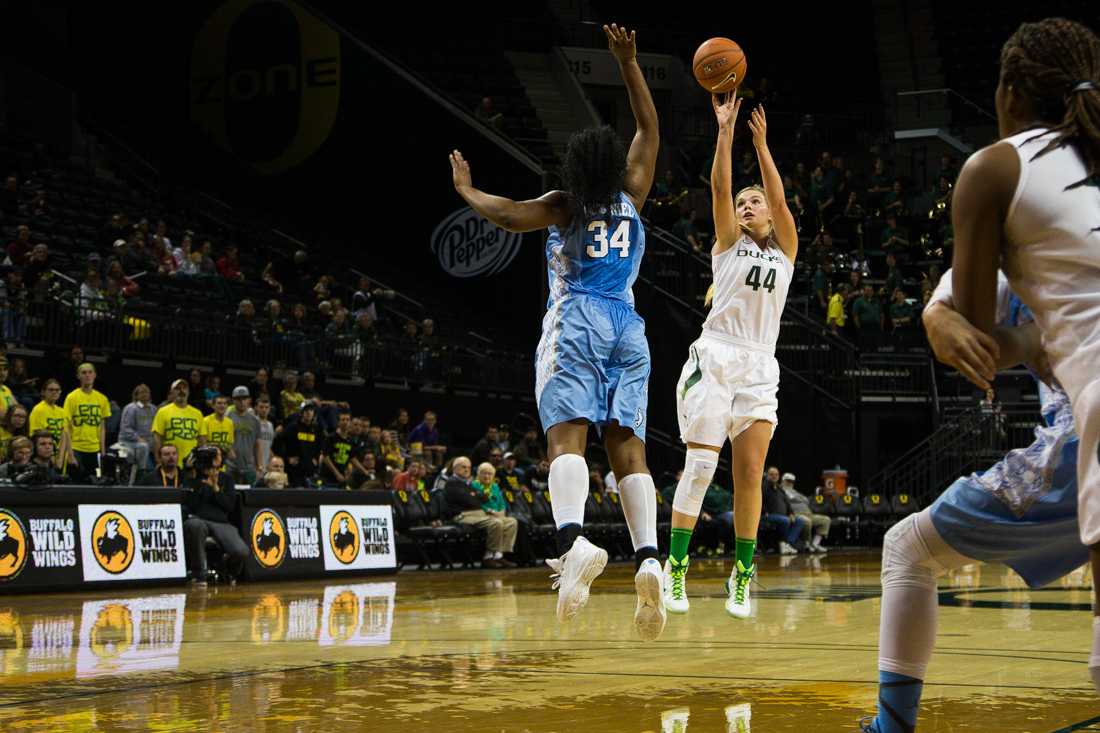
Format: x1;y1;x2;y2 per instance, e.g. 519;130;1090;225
548;453;588;528
618;473;658;551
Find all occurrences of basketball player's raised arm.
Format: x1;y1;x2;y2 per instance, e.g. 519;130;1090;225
710;92;742;248
449;150;569;232
747;105;798;260
951;142;1020;386
605;24;658;210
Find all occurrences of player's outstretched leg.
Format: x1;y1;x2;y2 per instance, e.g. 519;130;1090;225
608;424;666;641
725;422;770;619
664;445;720;613
545;421;607;623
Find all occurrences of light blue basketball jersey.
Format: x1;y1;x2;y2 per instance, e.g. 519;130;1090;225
545;192;645;307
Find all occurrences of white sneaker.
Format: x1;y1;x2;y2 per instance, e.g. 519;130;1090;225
779;541;798;555
725;703;752;733
664;557;690;613
811;540;828;555
634;557;667;641
661;707;691;733
546;536;608;623
725;560;755;619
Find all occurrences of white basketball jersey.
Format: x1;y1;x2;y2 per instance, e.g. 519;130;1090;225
1001;127;1100;404
702;235;794;348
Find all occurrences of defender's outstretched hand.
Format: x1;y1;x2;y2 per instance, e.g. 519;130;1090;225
450;150;472;191
603;23;637;63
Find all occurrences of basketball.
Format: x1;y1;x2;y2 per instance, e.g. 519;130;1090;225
692;37;747;94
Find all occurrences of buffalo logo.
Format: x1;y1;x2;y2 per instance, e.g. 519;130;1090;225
250;594;287;643
328;511;359;565
91;512;135;575
0;510;27;582
90;604;133;660
251;510;287;568
327;590;359;642
190;0;340;175
431;207;523;279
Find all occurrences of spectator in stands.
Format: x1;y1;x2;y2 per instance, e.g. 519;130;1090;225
474;96;504;130
0;357;12;420
198;240;217;276
122;231;154;273
217;245;244;281
882;180;908;218
174;235;200;276
471;424;499;466
827;283;849;335
183;445;248;585
29;378;70;469
812;261;831;313
781;472;829;553
7;225;31;266
675;209;708;253
261;468;288;489
881;214;909;255
204;375;225;412
153;378;207;464
26;431;61;483
6;358;35;411
890;288;916;336
444;457;516;568
274;402;323;487
299;371;348;432
852;284;884;349
203;395;235;464
884;253;903;295
185;368;205;411
762;466;807;555
151;237;176;276
23;243;52;293
76;268;109;324
379;429;405;471
512;427;545;468
0;404;28;463
119;383;156;472
105;259;139;298
393;458;426;492
408;410;446;467
249;367;272;406
279;371;304;420
487;447;503;472
388;408;410;445
141;444;183;488
419;318;438;352
867;158;890;209
528;459;550;492
497;451;525;491
0;270;26;347
228;386;261;485
589;469;605;493
355;451;379;487
362;424;383;461
255;396;275;475
63;363;110;480
321;411;356;487
0;436;33;479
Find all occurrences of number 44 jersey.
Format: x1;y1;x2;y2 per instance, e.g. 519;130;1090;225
545;192;645;308
703;235;793;348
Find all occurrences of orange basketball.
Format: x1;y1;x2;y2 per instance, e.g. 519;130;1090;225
692;37;747;94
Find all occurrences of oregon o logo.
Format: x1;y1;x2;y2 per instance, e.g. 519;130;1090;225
327;590;359;642
92;511;135;575
90;604;134;660
0;509;28;581
328;511;359;565
251;510;287;568
190;0;341;174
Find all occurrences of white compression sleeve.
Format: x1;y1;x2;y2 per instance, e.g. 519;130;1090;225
548;453;588;528
618;473;658;551
672;448;719;517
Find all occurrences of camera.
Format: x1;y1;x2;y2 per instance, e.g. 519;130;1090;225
189;445;220;473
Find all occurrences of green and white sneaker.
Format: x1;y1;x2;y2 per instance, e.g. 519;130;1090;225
663;557;690;614
724;560;755;619
725;703;752;733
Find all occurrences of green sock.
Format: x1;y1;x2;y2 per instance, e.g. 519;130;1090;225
670;528;693;564
735;538;756;570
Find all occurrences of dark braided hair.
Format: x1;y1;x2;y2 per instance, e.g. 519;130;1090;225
1000;18;1100;180
561;125;627;222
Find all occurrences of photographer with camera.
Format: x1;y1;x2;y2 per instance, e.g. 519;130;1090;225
0;432;62;484
182;445;248;585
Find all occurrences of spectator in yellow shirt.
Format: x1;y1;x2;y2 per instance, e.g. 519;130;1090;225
29;378;72;469
827;283;849;335
153;378;207;463
63;363;111;479
0;357;16;421
203;395;236;464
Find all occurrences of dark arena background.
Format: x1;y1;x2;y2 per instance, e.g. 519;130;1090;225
0;2;1097;731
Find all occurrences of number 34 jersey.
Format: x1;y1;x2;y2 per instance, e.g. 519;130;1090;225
545;192;645;308
703;235;793;349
